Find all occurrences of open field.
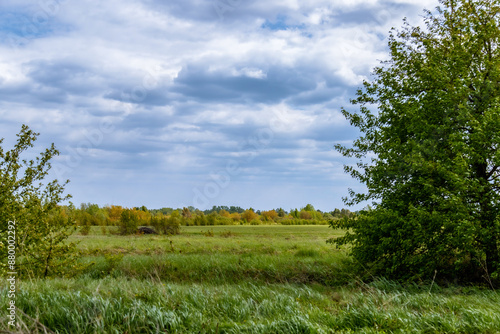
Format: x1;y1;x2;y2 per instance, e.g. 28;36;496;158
2;225;500;333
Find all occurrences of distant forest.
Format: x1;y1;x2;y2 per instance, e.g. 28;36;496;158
66;203;355;235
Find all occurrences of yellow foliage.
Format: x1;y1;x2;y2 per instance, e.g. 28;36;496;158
261;210;278;221
241;209;259;222
220;209;230;217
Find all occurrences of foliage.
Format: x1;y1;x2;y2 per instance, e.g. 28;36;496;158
241;209;259;222
0;125;80;278
59;203;347;227
181;207;191;218
2;225;500;333
119;209;140;235
149;212;181;235
165;211;181;235
261;210;278;221
105;205;123;225
332;0;500;283
203;229;215;237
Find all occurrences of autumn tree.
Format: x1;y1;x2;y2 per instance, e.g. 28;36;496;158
181;207;192;218
106;205;123;225
219;209;230;218
261;210;278;221
241;209;259;222
331;0;500;283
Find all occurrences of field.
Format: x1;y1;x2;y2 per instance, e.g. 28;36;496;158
2;225;500;333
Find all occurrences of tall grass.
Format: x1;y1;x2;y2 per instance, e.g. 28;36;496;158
2;226;500;333
1;278;499;333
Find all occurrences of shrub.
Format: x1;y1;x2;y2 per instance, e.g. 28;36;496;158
119;209;139;235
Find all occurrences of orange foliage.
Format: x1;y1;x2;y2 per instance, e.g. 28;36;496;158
261;210;278;221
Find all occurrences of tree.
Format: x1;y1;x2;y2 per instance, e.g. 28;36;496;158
119;209;139;235
261;210;278;221
241;209;259;222
0;125;79;277
182;207;192;218
150;212;181;235
106;205;123;225
229;212;241;222
331;0;500;283
276;208;286;217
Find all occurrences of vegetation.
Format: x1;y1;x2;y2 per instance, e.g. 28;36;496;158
2;226;500;333
68;203;353;233
0;125;78;278
5;2;500;332
332;0;500;284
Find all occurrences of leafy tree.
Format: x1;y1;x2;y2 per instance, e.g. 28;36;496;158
166;211;181;235
299;211;313;220
229;212;241;222
229;206;245;214
261;210;278;221
303;204;315;212
276;208;286;217
241;209;259;222
194;212;207;226
151;212;181;235
219;209;230;217
0;125;79;278
290;209;299;219
106;205;123;225
207;212;218;225
331;0;500;283
323;212;334;220
181;207;192;218
332;208;341;218
119;209;139;235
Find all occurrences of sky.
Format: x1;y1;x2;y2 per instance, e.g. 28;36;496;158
0;0;439;212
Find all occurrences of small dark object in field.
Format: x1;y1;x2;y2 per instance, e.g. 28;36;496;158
138;227;157;234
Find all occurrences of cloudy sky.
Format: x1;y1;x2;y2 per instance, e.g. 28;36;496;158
0;0;439;211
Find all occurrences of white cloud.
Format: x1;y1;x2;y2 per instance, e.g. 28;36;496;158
0;0;440;210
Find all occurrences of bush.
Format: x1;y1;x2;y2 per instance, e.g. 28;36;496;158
119;210;139;235
150;213;180;235
0;125;79;278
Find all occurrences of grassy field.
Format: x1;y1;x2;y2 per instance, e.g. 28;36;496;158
2;225;500;333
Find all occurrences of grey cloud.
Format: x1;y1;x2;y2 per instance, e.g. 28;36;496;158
173;64;316;103
104;88;171;106
26;60;102;95
0;81;67;104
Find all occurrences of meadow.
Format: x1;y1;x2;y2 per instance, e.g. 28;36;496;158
2;225;500;333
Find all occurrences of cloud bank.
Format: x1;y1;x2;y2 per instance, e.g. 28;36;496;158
0;0;439;210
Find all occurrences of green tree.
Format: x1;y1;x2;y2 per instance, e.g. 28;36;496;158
0;125;78;277
331;0;500;283
119;209;139;235
166;211;181;235
276;208;286;217
150;212;180;235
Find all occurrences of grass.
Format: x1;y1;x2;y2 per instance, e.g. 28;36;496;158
2;278;500;333
2;225;500;333
70;225;347;285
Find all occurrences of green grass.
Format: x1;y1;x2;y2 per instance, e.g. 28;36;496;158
2;278;499;333
2;225;500;333
70;225;347;285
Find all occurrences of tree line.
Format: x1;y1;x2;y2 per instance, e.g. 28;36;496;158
70;203;354;235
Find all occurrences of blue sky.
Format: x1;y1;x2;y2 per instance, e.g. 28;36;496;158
0;0;439;211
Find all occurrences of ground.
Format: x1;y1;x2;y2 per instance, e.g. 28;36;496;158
1;225;499;333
